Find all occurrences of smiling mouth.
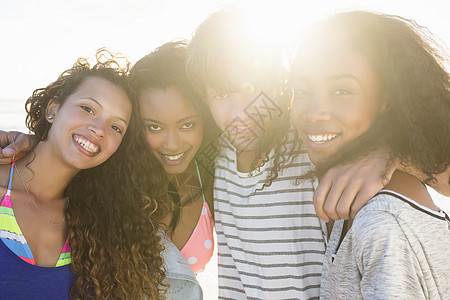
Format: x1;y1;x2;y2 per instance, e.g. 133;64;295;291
229;123;258;134
307;133;339;144
163;153;185;161
73;135;100;153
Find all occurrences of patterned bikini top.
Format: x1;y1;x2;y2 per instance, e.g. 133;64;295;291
180;160;214;273
0;162;71;267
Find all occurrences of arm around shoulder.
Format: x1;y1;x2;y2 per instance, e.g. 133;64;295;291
0;130;37;163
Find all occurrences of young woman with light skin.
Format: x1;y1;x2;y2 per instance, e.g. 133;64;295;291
290;11;450;298
0;42;216;280
129;41;218;274
0;51;167;299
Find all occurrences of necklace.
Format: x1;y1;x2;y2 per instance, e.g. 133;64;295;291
168;160;206;208
14;164;69;226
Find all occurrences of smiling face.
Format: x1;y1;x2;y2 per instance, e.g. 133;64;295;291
46;76;132;170
204;65;281;153
290;47;380;165
139;85;204;176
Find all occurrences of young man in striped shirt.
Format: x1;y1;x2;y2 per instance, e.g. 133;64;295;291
185;9;316;299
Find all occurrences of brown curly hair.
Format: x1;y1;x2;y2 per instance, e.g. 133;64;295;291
25;49;168;299
291;11;450;183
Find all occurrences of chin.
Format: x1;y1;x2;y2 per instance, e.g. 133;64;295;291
306;152;328;167
164;164;189;176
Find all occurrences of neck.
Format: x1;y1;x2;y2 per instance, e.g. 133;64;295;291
384;170;437;211
168;160;198;190
236;150;266;173
167;160;204;207
15;142;79;203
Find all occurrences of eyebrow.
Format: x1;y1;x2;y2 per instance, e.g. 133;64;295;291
177;115;199;124
142;115;200;124
81;96;129;126
327;74;362;84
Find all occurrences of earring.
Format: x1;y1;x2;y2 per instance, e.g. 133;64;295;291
47;115;54;120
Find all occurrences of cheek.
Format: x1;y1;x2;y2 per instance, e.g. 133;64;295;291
192;126;204;150
145;133;162;152
341;106;377;137
289;103;305;132
207;104;228;130
105;135;124;157
355;106;377;129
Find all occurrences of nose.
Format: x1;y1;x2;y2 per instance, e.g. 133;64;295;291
303;93;331;123
88;119;106;138
163;130;181;152
228;94;255;125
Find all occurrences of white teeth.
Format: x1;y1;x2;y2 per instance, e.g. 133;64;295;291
308;134;338;144
234;126;248;132
165;153;184;161
74;136;99;153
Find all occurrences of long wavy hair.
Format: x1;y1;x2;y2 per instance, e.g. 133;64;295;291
26;49;168;299
129;41;219;234
291;11;450;183
186;8;301;191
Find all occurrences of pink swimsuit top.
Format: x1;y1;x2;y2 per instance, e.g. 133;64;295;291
180;160;214;274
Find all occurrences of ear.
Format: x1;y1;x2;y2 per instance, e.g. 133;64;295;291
45;98;60;123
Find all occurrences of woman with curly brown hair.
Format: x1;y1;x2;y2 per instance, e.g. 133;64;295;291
0;50;167;299
290;11;450;298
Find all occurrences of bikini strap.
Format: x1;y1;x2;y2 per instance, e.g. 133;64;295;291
194;159;207;203
6;162;15;197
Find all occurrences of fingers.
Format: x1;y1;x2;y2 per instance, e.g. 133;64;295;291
0;131;35;164
0;149;16;163
335;182;361;220
315;149;393;221
313;172;333;222
350;178;386;218
322;180;346;221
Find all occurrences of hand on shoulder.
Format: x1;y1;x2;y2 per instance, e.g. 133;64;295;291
0;130;36;163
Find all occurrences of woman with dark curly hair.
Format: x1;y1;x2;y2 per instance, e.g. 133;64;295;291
0;50;167;299
290;11;450;298
129;41;218;279
184;8;397;299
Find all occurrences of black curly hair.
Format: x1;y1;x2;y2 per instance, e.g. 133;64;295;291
291;11;450;184
25;49;168;299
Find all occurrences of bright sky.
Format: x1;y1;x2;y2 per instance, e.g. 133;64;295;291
0;0;448;101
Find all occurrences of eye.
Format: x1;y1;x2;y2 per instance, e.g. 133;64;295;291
333;88;351;96
213;94;228;101
147;124;162;132
81;105;94;114
111;125;123;134
181;122;195;129
293;88;310;99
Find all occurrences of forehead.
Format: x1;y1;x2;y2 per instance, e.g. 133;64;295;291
67;76;130;106
207;61;283;95
138;85;199;117
70;76;119;96
292;46;374;80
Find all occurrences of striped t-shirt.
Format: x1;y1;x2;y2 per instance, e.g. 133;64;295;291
214;131;326;299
